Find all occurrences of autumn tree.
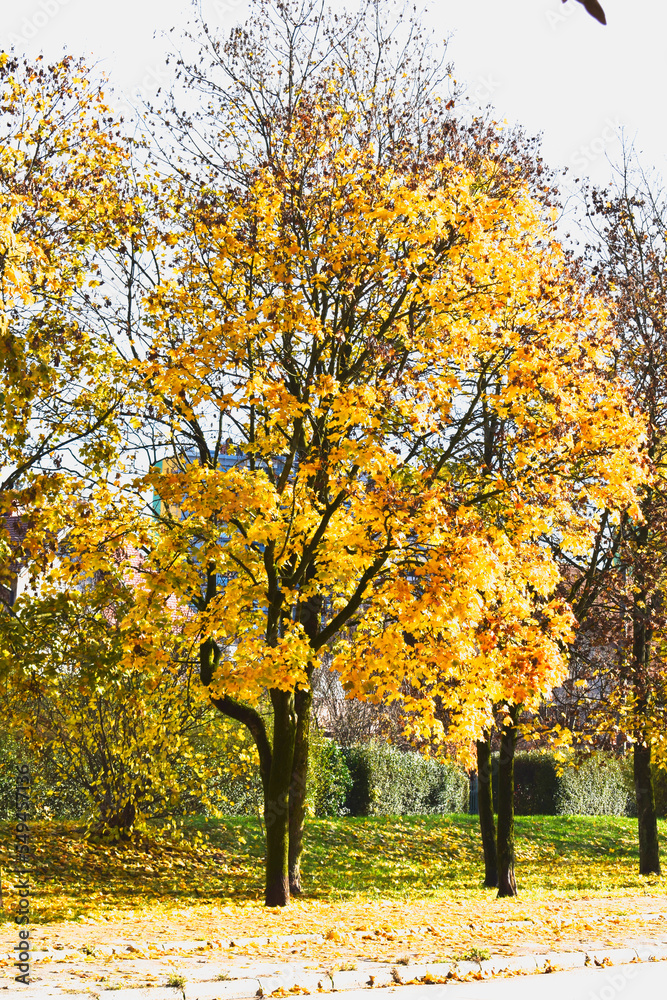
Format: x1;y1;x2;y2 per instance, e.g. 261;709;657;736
0;574;213;838
569;154;667;876
0;54;130;484
74;0;464;906
331;149;646;895
46;0;644;908
0;52;139;631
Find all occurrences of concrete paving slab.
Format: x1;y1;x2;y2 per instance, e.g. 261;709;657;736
8;992;85;998
157;943;209;954
183;968;252;983
363;968;395;988
184;979;261;1000
331;968;392;991
480;956;537;975
266;936;323;946
258;972;331;995
10;993;92;1000
423;962;455;979
586;947;638;965
228;940;269;950
390;962;451;983
449;962;482;978
7;940;667;1000
541;951;587;969
388;965;428;984
228;963;320;979
635;945;667;961
99;989;183;1000
109;960;181;976
276;961;667;999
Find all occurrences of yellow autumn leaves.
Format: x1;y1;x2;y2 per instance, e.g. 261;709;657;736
106;93;647;744
0;38;653;883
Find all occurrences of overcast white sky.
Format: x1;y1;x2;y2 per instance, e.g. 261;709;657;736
3;0;665;191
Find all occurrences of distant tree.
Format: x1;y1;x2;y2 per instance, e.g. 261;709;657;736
0;558;217;838
570;154;667;875
0;54;127;496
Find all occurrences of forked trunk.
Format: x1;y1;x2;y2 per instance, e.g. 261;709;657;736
476;735;498;888
91;793;136;840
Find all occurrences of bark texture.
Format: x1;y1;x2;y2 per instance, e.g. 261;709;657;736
288;683;313;894
631;568;661;876
476;735;498;888
496;708;518;898
95;798;136;840
264;688;297;906
634;739;661;875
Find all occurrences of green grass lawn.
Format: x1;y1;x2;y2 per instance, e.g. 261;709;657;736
1;813;665;925
191;813;667;898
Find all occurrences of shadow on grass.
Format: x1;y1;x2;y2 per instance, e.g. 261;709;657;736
0;814;664;922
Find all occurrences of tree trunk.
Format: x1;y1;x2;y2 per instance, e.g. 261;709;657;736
634;738;661;875
93;795;136;840
288;583;321;896
264;687;297;907
631;567;661;876
476;735;498;888
289;683;313;895
496;707;519;898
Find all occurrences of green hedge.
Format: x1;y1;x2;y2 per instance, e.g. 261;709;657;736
4;722;664;821
308;727;353;817
487;749;666;818
342;741;468;816
557;752;633;817
491;751;560;815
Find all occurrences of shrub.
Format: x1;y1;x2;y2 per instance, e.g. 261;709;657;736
0;732;21;820
174;716;263;818
0;710;266;823
514;753;561;815
556;752;633;816
0;588;223;837
342;740;468;816
491;751;560;815
308;726;353;817
488;750;636;817
0;732;90;821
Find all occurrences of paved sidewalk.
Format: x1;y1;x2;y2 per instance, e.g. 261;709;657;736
284;962;667;1000
5;933;667;999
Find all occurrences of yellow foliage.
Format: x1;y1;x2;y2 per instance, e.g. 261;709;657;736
53;91;645;749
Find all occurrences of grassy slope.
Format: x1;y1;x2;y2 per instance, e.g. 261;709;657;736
1;814;666;925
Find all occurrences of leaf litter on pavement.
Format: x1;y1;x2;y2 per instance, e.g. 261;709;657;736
1;814;665;988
